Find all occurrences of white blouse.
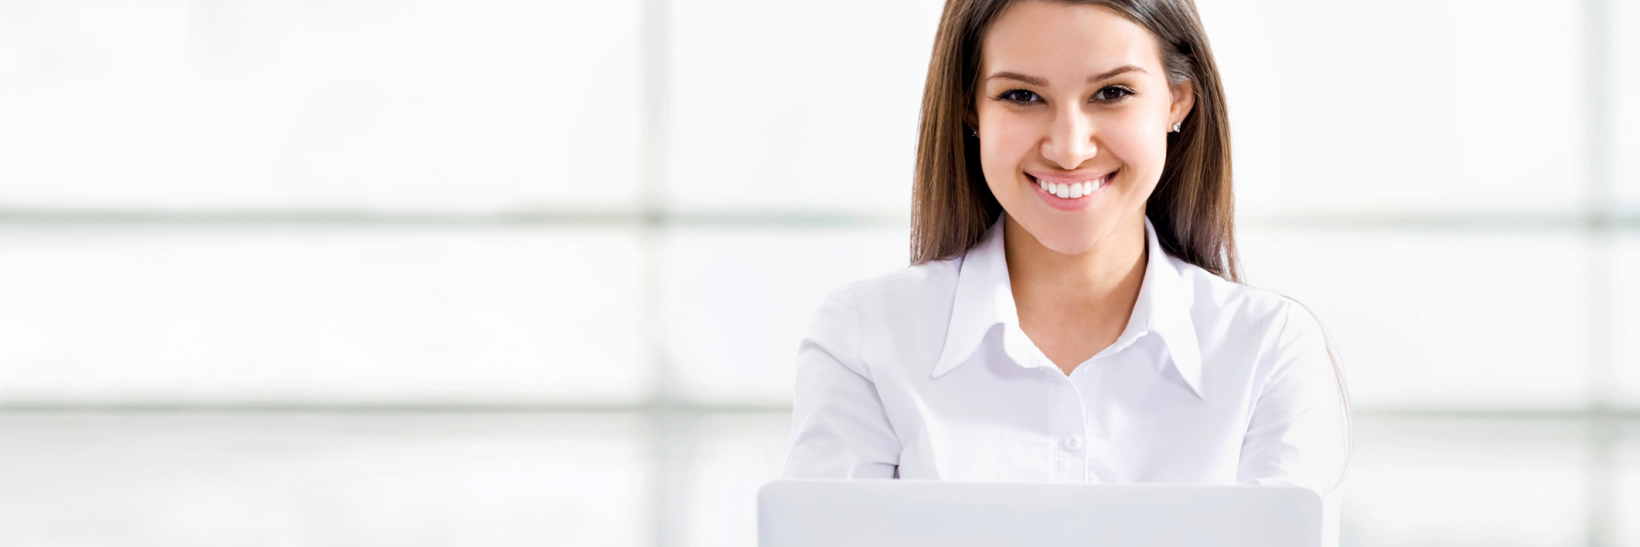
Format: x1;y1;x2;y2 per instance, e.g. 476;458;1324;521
784;216;1348;492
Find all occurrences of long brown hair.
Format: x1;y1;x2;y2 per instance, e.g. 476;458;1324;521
911;1;1351;490
910;0;1238;283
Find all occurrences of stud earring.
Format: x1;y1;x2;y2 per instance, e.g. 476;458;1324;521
969;126;978;137
1171;122;1182;133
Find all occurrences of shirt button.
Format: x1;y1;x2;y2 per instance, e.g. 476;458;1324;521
1063;435;1084;451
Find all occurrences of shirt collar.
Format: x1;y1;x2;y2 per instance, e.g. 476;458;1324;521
929;215;1205;399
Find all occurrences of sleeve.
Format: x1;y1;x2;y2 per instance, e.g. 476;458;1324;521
782;285;901;479
1236;300;1351;494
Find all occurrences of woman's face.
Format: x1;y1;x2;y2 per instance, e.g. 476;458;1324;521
974;1;1194;255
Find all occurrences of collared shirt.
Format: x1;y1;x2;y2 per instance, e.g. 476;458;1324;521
784;215;1348;492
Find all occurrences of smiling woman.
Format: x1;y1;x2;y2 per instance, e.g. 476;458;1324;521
915;0;1231;272
784;0;1350;518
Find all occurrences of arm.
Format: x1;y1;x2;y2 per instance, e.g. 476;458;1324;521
783;286;900;479
1236;300;1350;492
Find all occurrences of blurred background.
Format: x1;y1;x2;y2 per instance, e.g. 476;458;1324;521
0;0;1636;545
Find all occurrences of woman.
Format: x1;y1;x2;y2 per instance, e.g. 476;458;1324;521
784;0;1349;493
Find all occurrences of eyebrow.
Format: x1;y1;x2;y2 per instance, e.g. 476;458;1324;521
987;71;1048;86
984;65;1148;87
1087;65;1146;83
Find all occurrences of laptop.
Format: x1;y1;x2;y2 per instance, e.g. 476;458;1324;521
758;480;1322;547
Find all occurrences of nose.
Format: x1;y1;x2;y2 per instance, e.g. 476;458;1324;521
1039;108;1098;170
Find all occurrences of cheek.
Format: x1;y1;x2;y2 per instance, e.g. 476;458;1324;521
1100;112;1169;175
976;119;1039;186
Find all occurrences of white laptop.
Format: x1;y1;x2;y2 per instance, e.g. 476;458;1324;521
759;480;1322;547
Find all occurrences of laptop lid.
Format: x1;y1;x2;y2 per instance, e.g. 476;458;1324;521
758;480;1322;547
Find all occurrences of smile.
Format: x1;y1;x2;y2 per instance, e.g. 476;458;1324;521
1027;171;1115;200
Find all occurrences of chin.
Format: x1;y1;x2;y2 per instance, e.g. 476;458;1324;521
1022;217;1109;256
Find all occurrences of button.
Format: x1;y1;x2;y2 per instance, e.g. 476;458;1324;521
1063;434;1084;451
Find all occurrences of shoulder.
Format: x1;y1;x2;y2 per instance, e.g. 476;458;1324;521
1169;255;1321;345
1169;256;1334;390
839;257;961;314
814;257;961;330
806;257;962;369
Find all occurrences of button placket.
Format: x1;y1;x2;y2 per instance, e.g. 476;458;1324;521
1062;434;1083;451
1046;371;1089;483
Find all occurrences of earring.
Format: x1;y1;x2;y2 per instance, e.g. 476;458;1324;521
1171;122;1182;133
969;126;979;137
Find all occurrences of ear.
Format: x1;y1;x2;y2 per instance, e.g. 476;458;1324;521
964;107;978;134
1168;79;1196;129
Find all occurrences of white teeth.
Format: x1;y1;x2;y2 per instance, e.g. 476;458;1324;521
1035;176;1108;199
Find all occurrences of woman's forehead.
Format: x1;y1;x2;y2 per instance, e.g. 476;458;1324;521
981;1;1163;83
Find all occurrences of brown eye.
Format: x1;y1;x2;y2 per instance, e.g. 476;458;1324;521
998;89;1040;104
1092;86;1134;103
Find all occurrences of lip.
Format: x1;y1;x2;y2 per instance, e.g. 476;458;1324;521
1027;170;1116;211
1026;170;1113;185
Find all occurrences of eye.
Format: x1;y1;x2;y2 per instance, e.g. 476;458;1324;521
1092;85;1135;103
997;89;1041;105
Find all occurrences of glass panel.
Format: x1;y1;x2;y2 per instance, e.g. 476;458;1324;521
0;0;642;212
679;413;791;547
1615;0;1640;210
1617;422;1640;547
1615;235;1640;407
661;226;908;404
1239;227;1590;409
1342;416;1589;547
665;0;945;214
0;413;651;547
1200;0;1586;216
0;227;650;404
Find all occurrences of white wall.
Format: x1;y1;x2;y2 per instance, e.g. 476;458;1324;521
0;1;1635;546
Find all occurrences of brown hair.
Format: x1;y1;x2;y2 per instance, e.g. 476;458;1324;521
910;0;1239;283
912;2;1351;489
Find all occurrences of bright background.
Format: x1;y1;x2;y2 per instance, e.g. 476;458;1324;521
0;0;1637;545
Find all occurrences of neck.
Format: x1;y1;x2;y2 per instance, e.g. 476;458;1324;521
1004;213;1148;326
